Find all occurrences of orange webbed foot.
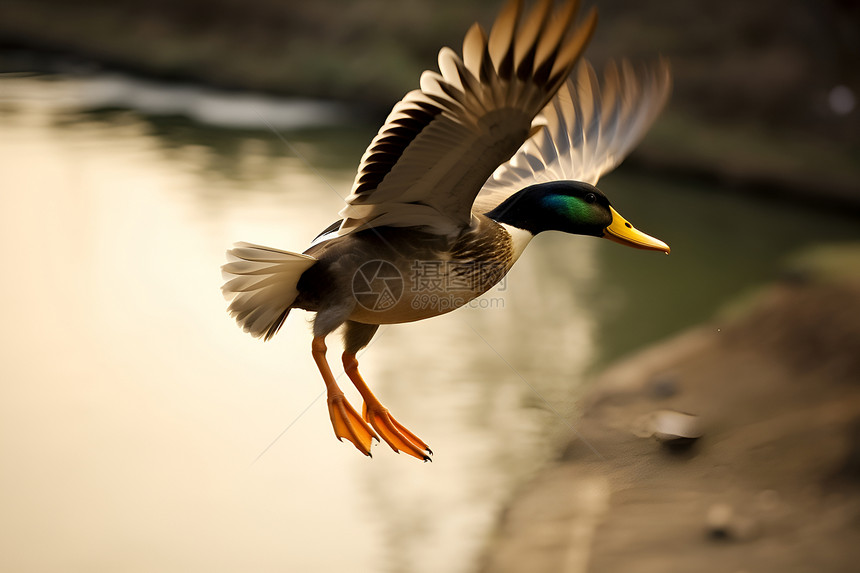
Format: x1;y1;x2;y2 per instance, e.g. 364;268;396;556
327;393;379;456
362;402;432;462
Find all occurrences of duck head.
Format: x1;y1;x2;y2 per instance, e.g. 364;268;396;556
485;181;670;253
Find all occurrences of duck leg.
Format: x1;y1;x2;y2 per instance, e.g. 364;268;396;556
311;336;379;456
342;352;432;461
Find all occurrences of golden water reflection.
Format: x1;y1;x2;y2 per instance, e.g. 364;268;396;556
0;76;596;573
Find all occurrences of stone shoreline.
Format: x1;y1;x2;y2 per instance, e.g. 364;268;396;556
481;246;860;573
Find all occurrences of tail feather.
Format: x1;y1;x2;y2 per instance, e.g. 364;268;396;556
221;242;317;341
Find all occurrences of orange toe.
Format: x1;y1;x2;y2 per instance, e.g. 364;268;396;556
362;402;432;462
328;394;378;456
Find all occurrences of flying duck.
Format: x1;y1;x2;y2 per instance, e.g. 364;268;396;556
222;0;671;461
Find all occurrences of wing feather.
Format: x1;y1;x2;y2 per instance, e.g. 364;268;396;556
475;58;671;213
338;0;598;236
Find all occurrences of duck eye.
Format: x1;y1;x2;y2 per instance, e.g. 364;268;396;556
584;193;596;204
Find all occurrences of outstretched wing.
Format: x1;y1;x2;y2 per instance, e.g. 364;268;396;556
338;0;597;236
473;58;671;213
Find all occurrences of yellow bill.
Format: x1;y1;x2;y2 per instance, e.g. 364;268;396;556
603;206;670;253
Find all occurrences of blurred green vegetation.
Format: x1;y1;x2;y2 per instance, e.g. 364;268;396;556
0;0;499;109
1;0;858;205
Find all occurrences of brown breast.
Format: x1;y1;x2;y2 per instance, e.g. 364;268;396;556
336;215;515;325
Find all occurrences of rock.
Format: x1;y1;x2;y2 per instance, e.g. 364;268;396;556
632;409;704;447
705;502;761;542
706;502;734;540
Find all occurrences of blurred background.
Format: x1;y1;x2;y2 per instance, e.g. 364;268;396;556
0;1;858;572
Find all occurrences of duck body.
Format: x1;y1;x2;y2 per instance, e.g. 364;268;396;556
294;178;645;328
294;212;520;326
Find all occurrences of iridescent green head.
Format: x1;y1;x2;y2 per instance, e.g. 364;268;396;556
485;181;669;252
